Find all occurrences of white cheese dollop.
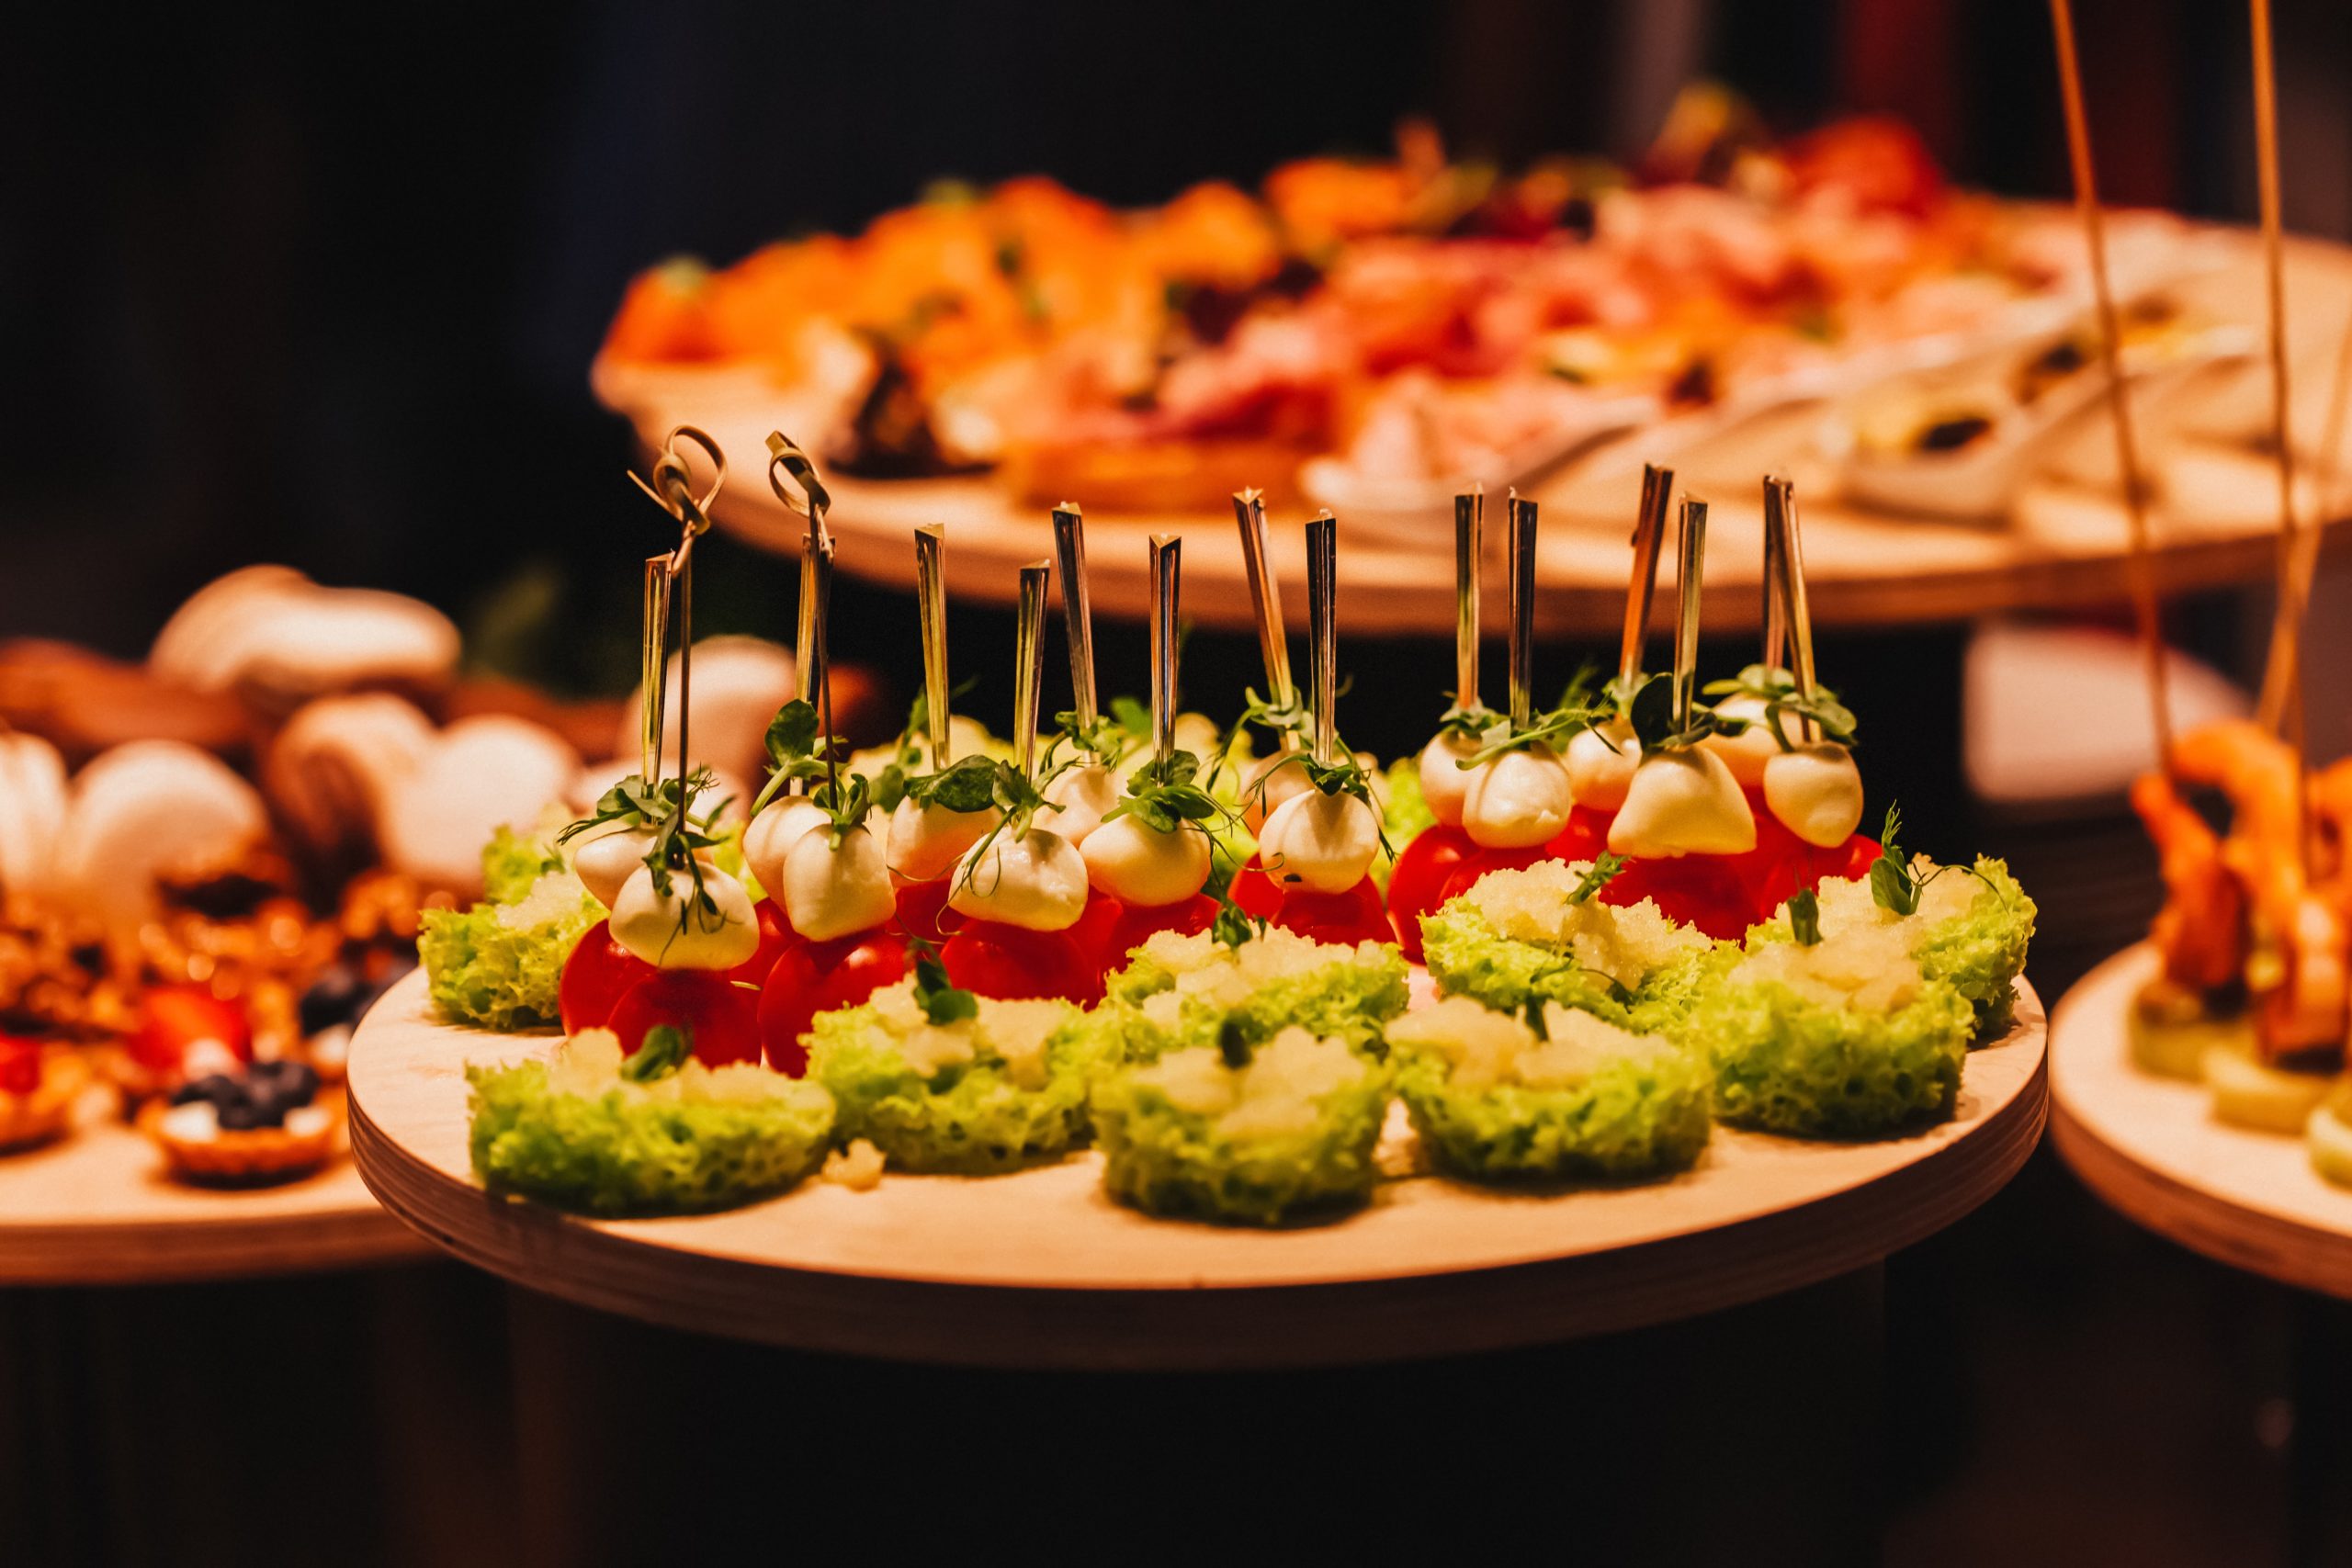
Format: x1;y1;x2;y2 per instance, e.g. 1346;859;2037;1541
160;1101;220;1144
1416;731;1481;828
779;817;896;941
1462;745;1573;848
1762;742;1865;848
1609;748;1757;857
948;827;1089;931
1564;719;1637;812
742;796;828;903
610;863;762;969
1040;761;1121;848
888;796;1000;885
1257;788;1380;893
1081;814;1211;907
573;822;660;910
1699;693;1780;787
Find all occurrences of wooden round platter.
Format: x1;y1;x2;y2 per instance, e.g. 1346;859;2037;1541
599;227;2352;637
2051;944;2352;1299
350;969;2047;1370
0;1089;431;1285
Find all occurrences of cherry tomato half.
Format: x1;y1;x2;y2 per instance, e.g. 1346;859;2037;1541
1272;876;1396;947
940;919;1097;1004
1228;854;1282;920
1385;825;1475;962
130;986;252;1076
759;930;905;1076
559;919;659;1034
1072;888;1126;975
1544;806;1614;865
722;899;794;990
890;875;965;947
1601;854;1753;942
1102;893;1220;971
605;969;763;1066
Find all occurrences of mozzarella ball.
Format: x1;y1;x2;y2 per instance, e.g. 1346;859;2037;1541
1763;742;1866;848
948;827;1090;931
741;796;827;903
572;823;658;910
779;818;897;941
1609;749;1757;858
1565;719;1638;812
1463;745;1574;848
888;796;1000;884
1699;694;1779;787
1082;814;1211;907
1041;761;1121;848
1416;732;1483;828
1258;788;1380;893
610;863;761;969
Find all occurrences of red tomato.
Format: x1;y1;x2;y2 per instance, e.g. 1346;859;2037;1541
605;969;763;1066
1385;825;1475;962
1102;893;1220;970
1821;834;1883;886
1729;786;1810;925
1601;854;1754;941
559;920;659;1033
940;919;1097;1004
759;931;905;1076
130;986;252;1075
1434;842;1555;908
0;1037;39;1095
1272;877;1396;947
891;876;965;946
721;899;794;989
1228;854;1281;919
1072;887;1125;974
1544;805;1614;863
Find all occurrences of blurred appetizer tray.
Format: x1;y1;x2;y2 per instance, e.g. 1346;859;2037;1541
350;970;2047;1370
2051;944;2352;1299
600;226;2352;637
0;1096;429;1285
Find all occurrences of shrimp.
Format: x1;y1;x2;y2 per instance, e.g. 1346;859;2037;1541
2166;721;2301;852
2237;858;2349;1060
2129;771;2245;992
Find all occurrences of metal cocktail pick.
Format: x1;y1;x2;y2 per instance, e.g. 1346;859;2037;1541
1453;488;1482;714
627;424;726;797
1052;503;1096;728
769;432;834;795
1671;495;1710;734
1149;535;1182;771
1505;491;1537;728
913;525;952;766
1762;475;1817;742
1013;560;1051;783
1306;511;1339;767
1621;463;1673;691
1232;489;1297;743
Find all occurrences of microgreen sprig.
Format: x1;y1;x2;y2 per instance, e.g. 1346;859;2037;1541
1462;668;1609;767
558;766;729;925
1790;887;1823;945
1567;852;1627;906
1101;750;1229;836
907;936;978;1025
1700;662;1859;751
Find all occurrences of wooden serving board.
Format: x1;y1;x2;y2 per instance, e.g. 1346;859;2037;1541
0;1090;430;1285
349;969;2047;1370
601;228;2352;637
2051;943;2352;1298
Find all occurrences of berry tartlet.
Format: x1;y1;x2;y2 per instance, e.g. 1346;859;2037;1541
141;1060;339;1183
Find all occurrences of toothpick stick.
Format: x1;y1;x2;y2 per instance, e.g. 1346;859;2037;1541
1306;512;1338;767
2047;0;2173;768
1150;535;1182;771
1622;463;1673;689
1672;496;1709;733
1052;503;1097;727
913;525;951;765
2249;0;2309;752
1014;560;1051;783
1506;491;1537;728
1232;489;1297;743
1453;487;1482;713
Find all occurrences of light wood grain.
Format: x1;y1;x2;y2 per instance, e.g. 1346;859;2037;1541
349;969;2046;1369
2051;944;2352;1298
0;1093;431;1285
603;228;2352;637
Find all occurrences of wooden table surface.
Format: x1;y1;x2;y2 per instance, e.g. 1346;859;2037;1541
350;969;2046;1370
0;1089;430;1285
601;227;2352;636
2051;944;2352;1300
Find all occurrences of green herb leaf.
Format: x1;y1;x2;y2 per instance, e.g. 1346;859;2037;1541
907;754;1000;815
908;937;978;1025
1211;890;1265;950
1217;1016;1253;1069
1522;996;1549;1040
621;1024;691;1082
1868;804;1920;917
1567;852;1626;906
1789;887;1822;945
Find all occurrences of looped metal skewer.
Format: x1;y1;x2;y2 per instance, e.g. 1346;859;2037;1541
770;432;833;795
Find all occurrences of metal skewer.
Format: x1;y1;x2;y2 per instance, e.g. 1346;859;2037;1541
639;557;670;789
1306;512;1338;767
1506;491;1536;728
1672;496;1709;734
1453;488;1482;713
914;525;951;766
1014;560;1051;783
1621;463;1673;691
1763;476;1817;741
769;433;833;795
1052;503;1097;728
1149;535;1181;772
1232;489;1297;744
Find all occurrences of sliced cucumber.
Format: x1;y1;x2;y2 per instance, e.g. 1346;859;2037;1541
2308;1101;2352;1189
2130;999;2250;1081
2204;1046;2332;1134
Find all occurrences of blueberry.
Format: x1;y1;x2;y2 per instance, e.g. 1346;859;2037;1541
299;965;368;1036
187;1074;243;1110
217;1097;272;1132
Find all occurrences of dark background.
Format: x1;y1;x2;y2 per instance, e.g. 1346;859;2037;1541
9;2;2352;1563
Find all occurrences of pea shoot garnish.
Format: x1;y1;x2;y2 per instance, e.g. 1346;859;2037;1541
1790;887;1823;945
908;937;978;1025
1567;852;1627;906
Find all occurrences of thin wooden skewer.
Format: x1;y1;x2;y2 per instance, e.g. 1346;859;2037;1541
1453;487;1482;713
914;525;951;766
1306;512;1339;767
2046;0;2173;768
1149;535;1181;771
1506;491;1537;728
1622;464;1672;691
2249;0;2310;753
